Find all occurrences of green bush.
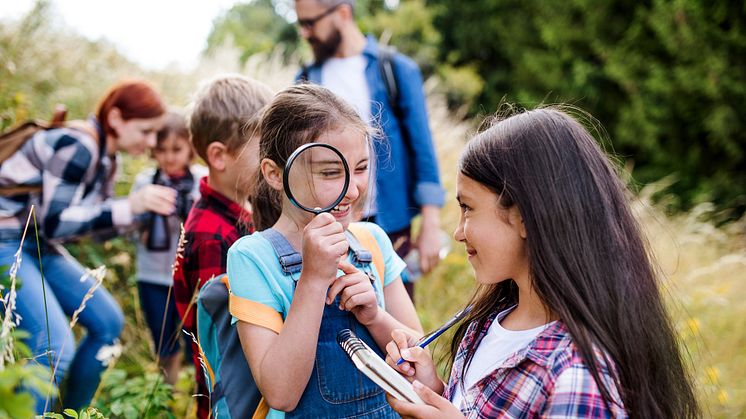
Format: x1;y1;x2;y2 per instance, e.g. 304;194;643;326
429;0;746;215
93;369;173;419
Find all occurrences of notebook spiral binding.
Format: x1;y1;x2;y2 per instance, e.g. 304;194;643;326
337;329;366;355
336;327;424;404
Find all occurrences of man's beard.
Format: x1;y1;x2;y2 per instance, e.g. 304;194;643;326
309;27;342;64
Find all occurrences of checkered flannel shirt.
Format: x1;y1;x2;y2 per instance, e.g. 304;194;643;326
0;121;129;241
172;176;252;419
444;313;627;418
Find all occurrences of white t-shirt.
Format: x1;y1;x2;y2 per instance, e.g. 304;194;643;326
321;55;377;216
321;55;371;122
451;307;556;409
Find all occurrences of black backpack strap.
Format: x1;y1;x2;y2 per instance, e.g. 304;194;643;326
259;228;303;274
299;64;311;83
377;45;401;119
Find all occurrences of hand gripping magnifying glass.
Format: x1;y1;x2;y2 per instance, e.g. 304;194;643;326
283;143;351;215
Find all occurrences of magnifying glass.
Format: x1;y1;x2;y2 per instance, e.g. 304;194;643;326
283;143;350;215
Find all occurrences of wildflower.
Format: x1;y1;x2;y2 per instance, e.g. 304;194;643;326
94;340;122;367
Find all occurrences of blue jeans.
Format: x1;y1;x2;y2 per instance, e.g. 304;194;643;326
137;281;191;359
0;239;124;413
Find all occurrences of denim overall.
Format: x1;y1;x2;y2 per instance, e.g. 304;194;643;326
260;229;399;418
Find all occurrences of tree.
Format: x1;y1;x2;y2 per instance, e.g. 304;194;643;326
204;0;298;63
429;0;746;215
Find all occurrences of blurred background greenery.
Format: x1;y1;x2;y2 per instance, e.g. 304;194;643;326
1;0;745;417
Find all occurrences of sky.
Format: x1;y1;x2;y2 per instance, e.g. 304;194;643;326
0;0;246;71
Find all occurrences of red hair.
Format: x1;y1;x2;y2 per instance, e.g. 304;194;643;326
96;79;166;137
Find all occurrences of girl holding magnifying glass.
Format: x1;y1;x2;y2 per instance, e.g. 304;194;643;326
226;84;423;418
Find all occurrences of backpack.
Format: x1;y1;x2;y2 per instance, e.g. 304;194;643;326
0;105;97;196
195;223;385;419
196;274;262;419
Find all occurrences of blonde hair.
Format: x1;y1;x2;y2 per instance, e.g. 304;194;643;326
187;74;274;162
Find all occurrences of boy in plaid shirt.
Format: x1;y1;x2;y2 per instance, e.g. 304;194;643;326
172;75;273;418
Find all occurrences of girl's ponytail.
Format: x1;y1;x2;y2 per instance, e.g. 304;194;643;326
251;175;283;231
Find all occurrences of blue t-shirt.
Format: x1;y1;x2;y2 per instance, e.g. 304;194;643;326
228;222;404;325
227;222;406;418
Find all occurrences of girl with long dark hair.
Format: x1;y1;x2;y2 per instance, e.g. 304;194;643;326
385;106;699;418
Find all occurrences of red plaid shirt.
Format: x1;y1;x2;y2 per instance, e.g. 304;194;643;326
444;312;627;418
173;176;253;418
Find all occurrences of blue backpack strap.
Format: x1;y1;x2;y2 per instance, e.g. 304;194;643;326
260;228;373;274
345;230;373;267
259;228;303;274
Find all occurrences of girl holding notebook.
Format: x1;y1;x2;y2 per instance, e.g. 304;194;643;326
226;84;422;418
385;107;699;418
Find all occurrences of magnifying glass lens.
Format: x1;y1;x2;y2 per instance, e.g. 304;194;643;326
286;144;348;213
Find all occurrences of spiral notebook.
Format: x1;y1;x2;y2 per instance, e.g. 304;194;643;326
337;329;424;404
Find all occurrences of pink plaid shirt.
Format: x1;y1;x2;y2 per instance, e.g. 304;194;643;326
444;312;627;418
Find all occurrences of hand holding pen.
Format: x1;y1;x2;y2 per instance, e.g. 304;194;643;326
395;305;473;365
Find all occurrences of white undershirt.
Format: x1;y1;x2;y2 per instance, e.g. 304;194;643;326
321;55;371;124
321;55;377;216
450;307;555;409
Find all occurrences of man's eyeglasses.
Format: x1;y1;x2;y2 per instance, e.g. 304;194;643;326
296;4;341;30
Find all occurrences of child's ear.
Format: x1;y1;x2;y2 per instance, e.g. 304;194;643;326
206;141;228;171
518;217;527;239
260;158;283;191
508;206;527;239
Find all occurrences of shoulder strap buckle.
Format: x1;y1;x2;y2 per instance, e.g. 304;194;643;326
259;229;303;274
345;230;373;266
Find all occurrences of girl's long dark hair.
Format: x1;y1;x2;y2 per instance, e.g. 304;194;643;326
450;106;699;417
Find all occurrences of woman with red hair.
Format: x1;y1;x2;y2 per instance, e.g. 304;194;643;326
0;80;176;413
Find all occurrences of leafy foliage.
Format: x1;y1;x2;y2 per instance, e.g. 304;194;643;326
428;0;746;215
0;1;144;130
0;361;54;419
205;0;298;63
43;407;106;419
93;369;174;419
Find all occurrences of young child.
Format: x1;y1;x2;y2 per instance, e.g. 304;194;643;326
226;84;423;418
384;107;700;418
172;74;273;418
131;111;206;385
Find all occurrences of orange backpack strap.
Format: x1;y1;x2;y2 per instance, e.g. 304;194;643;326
225;275;284;334
347;223;385;289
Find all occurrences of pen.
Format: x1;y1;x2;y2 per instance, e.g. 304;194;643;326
396;305;473;365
